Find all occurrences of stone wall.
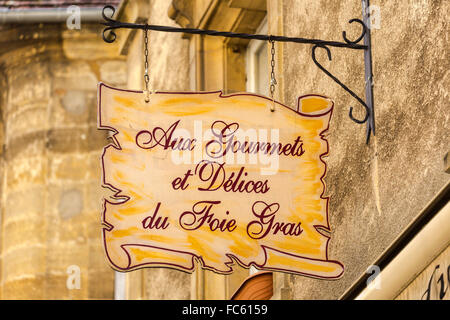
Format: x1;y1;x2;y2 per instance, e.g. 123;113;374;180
0;0;447;300
0;23;125;299
278;0;449;299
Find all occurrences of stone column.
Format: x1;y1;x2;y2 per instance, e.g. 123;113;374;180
0;22;124;299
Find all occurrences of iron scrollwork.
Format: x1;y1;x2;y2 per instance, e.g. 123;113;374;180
311;19;369;125
102;5;142;43
100;5;375;142
101;5;117;43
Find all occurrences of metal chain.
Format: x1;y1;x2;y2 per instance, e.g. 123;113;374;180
143;25;150;102
269;40;277;112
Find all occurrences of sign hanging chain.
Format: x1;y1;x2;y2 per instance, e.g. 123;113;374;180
102;5;375;143
143;25;150;103
269;39;277;112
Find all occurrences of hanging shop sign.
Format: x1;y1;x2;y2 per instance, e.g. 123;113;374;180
98;83;344;279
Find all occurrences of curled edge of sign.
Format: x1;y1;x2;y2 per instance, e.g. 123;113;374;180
97;82;344;280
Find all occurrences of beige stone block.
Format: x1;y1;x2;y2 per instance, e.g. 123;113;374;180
85;180;105;215
53;74;98;92
45;243;88;269
87;270;114;299
88;151;103;177
51;61;98;91
99;60;127;85
143;268;191;300
7;64;51;107
6;156;46;190
2;277;45;299
50;154;93;181
3;186;45;221
58;212;88;242
58;188;84;221
87;219;103;241
47;127;87;153
6;104;48;139
60;90;89;117
62;27;121;60
46;126;108;153
44;274;75;300
2;245;46;283
4;134;45;162
49;90;96;128
2;217;46;252
49;60;90;78
46;182;87;219
44;257;90;299
88;243;113;280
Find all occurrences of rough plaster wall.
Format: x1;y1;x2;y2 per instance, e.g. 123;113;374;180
141;0;191;300
0;23;123;299
148;1;191;92
280;0;449;299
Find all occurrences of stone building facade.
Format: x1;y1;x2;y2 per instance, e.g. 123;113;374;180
0;1;122;299
0;0;448;300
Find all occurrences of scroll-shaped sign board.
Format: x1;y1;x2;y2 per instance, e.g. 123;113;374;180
98;83;344;279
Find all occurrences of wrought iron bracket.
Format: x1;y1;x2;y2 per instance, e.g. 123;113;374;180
101;0;375;143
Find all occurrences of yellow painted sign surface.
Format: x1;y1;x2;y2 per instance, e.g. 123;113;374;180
98;83;344;279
